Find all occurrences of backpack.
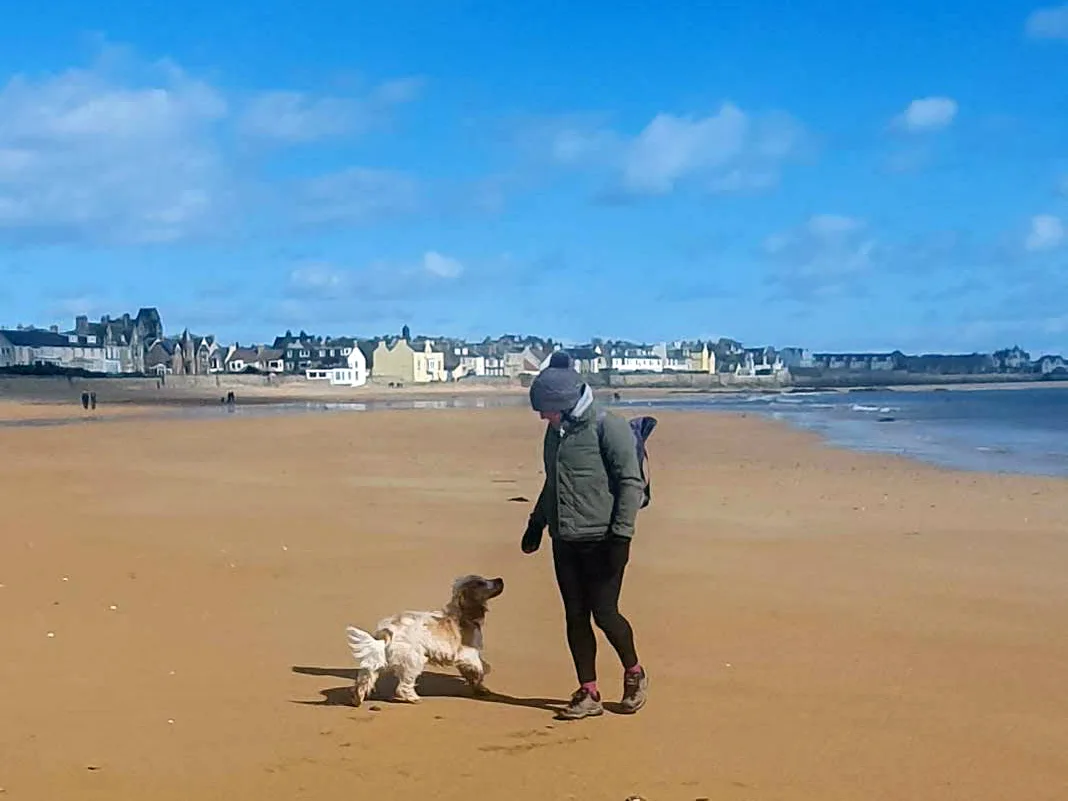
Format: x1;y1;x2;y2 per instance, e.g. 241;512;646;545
596;409;657;509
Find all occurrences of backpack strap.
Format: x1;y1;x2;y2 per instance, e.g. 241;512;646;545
596;409;652;509
595;408;608;468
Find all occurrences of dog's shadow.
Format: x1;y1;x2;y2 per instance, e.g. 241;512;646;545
291;666;569;713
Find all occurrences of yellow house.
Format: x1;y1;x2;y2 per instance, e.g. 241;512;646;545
413;340;446;382
372;338;446;383
686;342;717;374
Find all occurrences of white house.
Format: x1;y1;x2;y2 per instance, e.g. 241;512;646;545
450;346;487;379
225;346;285;373
607;344;665;372
735;348;786;377
0;328;123;373
1038;355;1067;375
305;343;368;387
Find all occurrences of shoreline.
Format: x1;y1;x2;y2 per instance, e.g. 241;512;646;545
2;373;1064;410
3;384;1067;481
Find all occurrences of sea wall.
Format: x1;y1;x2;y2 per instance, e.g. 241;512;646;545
0;372;526;404
583;371;785;390
788;370;1041;388
0;369;1049;404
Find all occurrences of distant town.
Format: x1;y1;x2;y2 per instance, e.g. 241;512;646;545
1;306;1066;389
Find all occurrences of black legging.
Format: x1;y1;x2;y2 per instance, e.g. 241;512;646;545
552;536;639;685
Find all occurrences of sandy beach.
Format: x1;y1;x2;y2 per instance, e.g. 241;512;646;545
1;402;1067;801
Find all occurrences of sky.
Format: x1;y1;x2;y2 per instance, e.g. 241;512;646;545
0;1;1066;354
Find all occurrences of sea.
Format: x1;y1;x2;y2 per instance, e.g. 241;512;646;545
617;385;1068;479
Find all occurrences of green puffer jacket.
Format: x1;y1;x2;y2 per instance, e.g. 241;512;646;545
528;387;645;542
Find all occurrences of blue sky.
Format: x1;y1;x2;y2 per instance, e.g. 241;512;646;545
0;1;1066;353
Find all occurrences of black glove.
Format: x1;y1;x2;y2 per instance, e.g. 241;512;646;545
521;518;544;554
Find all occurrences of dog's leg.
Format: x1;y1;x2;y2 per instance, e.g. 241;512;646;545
353;667;380;707
393;649;425;704
456;646;488;696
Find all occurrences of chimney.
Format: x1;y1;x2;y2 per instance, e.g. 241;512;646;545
49;325;58;333
76;315;88;335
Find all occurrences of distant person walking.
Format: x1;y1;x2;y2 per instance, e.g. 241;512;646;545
522;352;649;719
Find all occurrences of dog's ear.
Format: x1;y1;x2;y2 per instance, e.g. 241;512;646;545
451;574;479;600
452;576;490;623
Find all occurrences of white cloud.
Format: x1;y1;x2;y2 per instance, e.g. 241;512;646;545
284;250;464;305
288;261;348;294
422;251;463;278
1026;4;1068;39
0;55;229;245
621;106;749;194
0;45;425;245
894;97;958;132
239;93;368;143
764;214;877;298
805;213;865;238
294;167;420;225
1025;214;1065;251
550;128;619;166
542;102;807;197
238;78;422;143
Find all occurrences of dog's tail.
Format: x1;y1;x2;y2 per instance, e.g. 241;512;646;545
345;626;389;672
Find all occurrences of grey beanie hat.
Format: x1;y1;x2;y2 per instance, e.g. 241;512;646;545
529;352;584;413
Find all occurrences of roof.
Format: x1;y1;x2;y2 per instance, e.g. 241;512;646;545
609;348;658;358
148;339;178;356
813;352;899;360
227;347;260;362
568;347;600;361
0;329;71;347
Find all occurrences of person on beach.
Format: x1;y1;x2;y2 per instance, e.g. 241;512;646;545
522;352;649;719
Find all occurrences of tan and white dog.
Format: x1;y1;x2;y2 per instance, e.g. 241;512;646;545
345;574;505;706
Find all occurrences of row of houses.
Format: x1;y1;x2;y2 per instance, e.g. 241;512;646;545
786;346;1067;377
4;311;1065;384
0;309;164;374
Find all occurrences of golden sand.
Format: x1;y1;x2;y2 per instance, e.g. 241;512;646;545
1;404;1066;800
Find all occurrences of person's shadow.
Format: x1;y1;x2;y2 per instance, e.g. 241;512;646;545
290;665;569;714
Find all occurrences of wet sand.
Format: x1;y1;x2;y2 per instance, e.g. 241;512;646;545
1;404;1066;800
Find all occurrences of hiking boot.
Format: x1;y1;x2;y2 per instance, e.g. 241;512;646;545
620;667;648;714
557;687;604;720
